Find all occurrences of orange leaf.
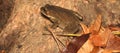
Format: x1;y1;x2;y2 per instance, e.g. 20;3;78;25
90;28;112;47
102;49;112;53
90;46;100;53
90;34;103;46
89;14;102;33
89;14;103;46
100;28;111;46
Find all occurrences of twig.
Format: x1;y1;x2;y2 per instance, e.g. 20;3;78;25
45;27;65;53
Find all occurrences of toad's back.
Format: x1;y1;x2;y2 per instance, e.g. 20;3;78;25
41;4;83;34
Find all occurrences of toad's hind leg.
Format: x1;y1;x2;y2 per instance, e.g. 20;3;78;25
63;23;79;34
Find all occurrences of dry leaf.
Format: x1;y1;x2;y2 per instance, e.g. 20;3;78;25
102;49;112;53
106;34;120;50
109;26;120;31
89;14;102;33
90;34;103;46
62;33;90;53
89;14;103;46
77;40;93;53
90;46;100;53
100;28;111;46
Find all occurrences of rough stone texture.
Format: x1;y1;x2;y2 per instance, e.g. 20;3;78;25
0;0;119;53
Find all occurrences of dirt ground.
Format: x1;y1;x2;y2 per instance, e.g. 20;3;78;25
0;0;120;53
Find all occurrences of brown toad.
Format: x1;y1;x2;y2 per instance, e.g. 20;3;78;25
41;4;83;34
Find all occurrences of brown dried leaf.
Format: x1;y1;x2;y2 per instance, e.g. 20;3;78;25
109;26;120;31
106;34;120;50
62;33;90;53
77;40;93;53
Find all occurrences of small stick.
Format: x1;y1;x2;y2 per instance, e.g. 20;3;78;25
45;27;64;52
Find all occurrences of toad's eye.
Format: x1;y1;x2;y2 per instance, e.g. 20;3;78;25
41;7;48;14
